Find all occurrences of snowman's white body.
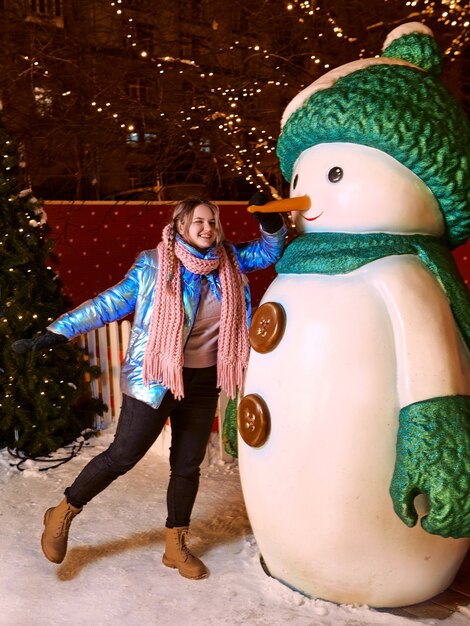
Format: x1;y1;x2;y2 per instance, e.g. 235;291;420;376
239;143;470;607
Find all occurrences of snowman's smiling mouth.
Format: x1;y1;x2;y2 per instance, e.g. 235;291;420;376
302;211;323;221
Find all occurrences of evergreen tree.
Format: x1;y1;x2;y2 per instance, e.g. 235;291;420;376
0;123;104;457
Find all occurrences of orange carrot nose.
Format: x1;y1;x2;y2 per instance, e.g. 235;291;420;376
247;195;311;213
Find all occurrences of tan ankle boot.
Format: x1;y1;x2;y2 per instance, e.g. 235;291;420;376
41;498;81;564
162;527;208;579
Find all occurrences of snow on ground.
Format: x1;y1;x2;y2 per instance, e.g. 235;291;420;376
0;429;469;626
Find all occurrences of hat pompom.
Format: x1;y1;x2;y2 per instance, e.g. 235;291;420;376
382;23;442;76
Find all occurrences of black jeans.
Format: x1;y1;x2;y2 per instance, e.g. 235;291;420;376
65;366;219;528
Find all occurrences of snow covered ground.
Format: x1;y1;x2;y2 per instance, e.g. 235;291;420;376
1;429;469;626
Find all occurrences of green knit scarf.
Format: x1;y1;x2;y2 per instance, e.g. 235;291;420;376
276;232;470;350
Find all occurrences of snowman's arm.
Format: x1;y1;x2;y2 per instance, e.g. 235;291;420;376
375;255;470;538
375;255;470;404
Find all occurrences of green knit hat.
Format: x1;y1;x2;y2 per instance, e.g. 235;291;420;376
277;23;470;248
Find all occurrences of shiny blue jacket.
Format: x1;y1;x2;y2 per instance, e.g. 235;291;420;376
49;226;286;408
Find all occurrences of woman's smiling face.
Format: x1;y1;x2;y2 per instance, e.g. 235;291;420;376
179;204;217;251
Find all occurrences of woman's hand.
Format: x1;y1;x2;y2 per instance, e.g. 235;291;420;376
249;191;285;233
12;330;68;354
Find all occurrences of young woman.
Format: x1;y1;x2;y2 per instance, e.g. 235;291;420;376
14;196;285;579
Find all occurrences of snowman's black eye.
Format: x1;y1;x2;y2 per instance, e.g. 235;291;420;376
292;174;299;189
328;167;343;183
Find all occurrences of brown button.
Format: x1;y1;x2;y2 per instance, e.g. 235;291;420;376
238;393;270;448
250;302;286;353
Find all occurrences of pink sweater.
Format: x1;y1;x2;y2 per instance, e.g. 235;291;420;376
183;278;221;368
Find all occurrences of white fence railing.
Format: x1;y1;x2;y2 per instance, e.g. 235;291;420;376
79;321;232;464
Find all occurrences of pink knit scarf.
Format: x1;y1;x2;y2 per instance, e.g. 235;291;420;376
143;224;250;400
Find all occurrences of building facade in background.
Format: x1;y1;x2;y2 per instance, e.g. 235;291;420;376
0;0;467;201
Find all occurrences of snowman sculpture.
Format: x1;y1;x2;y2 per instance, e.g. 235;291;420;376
238;23;470;608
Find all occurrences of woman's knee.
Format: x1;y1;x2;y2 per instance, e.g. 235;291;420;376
102;446;142;475
169;468;200;487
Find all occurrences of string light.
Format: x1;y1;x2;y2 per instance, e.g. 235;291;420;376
419;0;470;59
43;0;468;189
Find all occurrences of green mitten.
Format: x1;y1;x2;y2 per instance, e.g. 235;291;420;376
222;395;238;458
390;395;470;538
